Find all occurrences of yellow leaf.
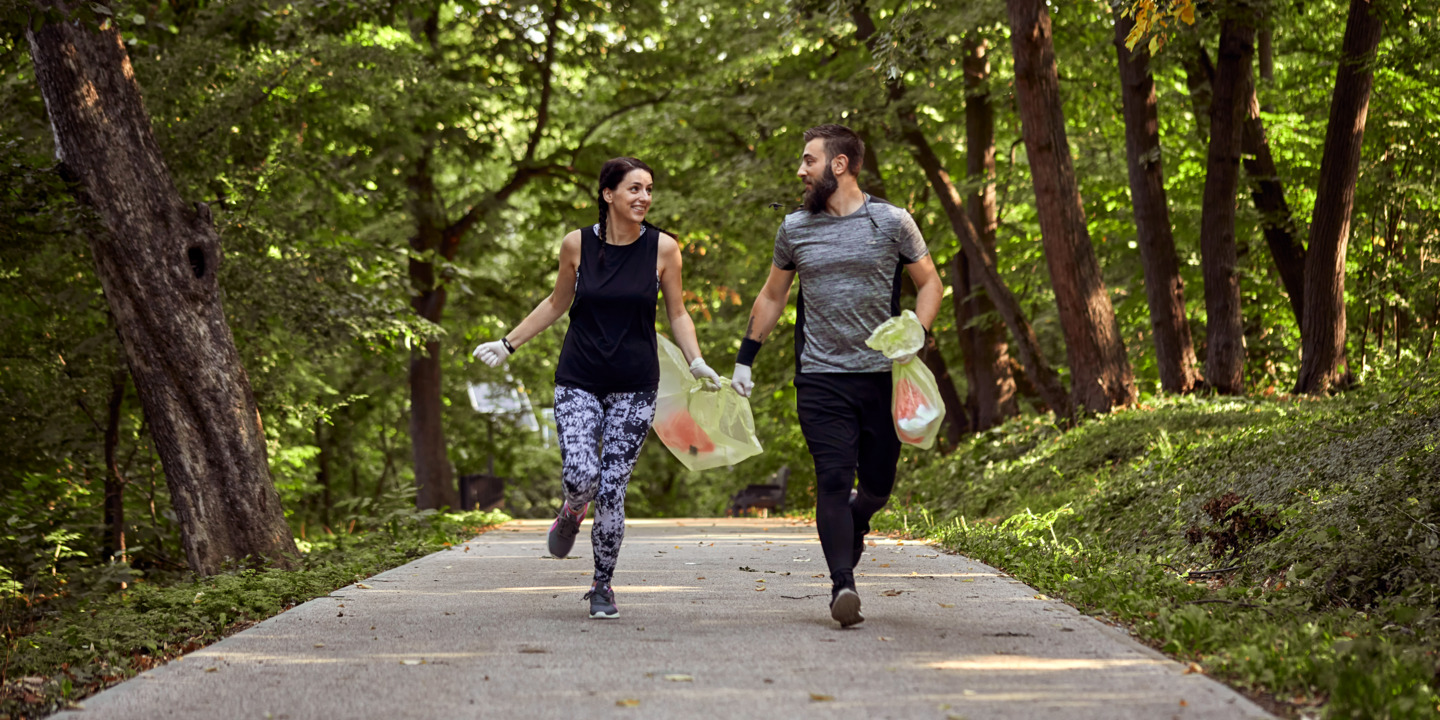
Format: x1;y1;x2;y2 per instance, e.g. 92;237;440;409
664;674;693;682
1178;0;1196;24
939;603;955;608
617;699;640;707
1149;35;1164;56
810;693;835;702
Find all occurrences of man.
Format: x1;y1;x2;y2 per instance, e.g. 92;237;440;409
732;124;942;627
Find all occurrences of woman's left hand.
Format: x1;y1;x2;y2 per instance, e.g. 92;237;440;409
689;357;722;390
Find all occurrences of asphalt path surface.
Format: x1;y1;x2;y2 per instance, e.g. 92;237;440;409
57;518;1272;719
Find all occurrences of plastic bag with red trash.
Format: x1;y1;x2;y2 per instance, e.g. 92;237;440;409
865;310;946;449
653;335;764;471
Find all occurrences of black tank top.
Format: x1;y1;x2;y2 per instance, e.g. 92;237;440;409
554;224;660;395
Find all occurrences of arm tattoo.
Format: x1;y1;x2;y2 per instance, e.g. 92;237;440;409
744;315;757;341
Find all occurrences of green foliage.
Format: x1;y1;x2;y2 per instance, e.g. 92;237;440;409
0;509;507;719
876;365;1440;717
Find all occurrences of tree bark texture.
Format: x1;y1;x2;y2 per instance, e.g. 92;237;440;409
27;15;297;575
1007;0;1136;412
1114;15;1204;395
1295;0;1384;394
1197;19;1254;394
961;36;1020;428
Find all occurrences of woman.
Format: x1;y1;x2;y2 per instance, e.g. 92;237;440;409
473;157;720;619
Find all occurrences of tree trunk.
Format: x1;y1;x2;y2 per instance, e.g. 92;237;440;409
1114;14;1204;395
103;370;127;562
1295;0;1383;393
1241;85;1307;326
1198;19;1254;394
1187;42;1306;325
27;15;297;574
898;113;1073;420
1007;0;1136;412
314;418;332;528
407;151;461;510
961;35;1020;428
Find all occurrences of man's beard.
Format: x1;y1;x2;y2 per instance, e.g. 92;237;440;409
803;165;839;214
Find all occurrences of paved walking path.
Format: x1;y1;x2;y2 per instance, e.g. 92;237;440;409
58;518;1271;719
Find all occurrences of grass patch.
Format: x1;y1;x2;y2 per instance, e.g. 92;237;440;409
0;508;508;719
877;371;1440;719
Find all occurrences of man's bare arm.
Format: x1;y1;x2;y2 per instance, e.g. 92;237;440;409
744;265;796;342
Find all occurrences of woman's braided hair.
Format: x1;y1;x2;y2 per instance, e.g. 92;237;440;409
596;157;672;266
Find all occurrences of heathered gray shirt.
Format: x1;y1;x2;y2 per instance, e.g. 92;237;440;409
772;196;930;374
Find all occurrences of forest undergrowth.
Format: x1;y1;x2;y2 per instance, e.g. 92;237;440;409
0;509;508;719
875;366;1440;719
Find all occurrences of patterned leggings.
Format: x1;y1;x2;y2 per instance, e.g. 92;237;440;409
553;385;657;585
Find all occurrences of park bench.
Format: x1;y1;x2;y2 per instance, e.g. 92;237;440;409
727;466;789;517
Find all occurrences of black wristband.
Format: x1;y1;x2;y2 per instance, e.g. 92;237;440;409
736;338;763;366
501;337;516;354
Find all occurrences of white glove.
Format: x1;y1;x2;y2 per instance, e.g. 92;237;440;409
472;339;512;368
689;357;722;390
731;363;754;398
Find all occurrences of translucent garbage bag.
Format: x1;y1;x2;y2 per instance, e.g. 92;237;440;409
653;335;764;471
865;310;946;450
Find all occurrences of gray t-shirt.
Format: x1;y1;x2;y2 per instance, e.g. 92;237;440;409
772;196;930;374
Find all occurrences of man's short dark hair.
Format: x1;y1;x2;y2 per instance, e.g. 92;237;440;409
803;124;864;176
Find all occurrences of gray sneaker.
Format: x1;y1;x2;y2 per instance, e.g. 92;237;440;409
830;586;864;627
584;584;618;619
547;502;588;559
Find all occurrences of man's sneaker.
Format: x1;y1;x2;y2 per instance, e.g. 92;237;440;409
548;502;588;559
584;584;619;619
830;585;864;627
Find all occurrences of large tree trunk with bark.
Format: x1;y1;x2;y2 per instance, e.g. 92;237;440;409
27;14;297;575
1114;15;1204;395
1295;0;1384;394
961;36;1020;428
1007;0;1136;412
1197;19;1254;394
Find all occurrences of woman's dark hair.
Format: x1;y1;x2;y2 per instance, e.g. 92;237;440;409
596;157;672;265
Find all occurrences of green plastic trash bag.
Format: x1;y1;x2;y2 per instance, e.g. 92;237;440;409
865;310;946;450
653;335;764;471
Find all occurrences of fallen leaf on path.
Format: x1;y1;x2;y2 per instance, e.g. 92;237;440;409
697;576;706;580
1184;662;1204;675
616;699;640;707
880;589;903;596
1179;699;1188;707
356;583;373;589
663;674;693;682
754;586;766;592
812;574;825;578
313;643;325;648
400;659;423;665
879;564;890;568
205;667;218;673
809;693;834;702
960;579;975;583
793;557;812;562
878;636;891;641
938;603;955;608
867;541;877;546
